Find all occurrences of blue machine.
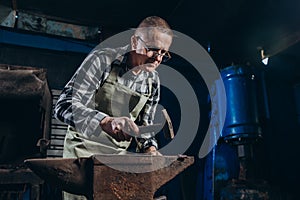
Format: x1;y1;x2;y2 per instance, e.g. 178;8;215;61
220;65;262;143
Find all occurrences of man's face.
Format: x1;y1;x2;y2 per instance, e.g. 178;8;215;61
132;30;173;72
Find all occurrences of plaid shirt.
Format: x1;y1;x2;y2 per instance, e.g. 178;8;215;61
54;45;160;151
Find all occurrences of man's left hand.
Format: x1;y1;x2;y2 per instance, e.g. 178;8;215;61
145;146;162;156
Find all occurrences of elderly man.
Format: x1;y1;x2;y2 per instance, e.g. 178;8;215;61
54;16;173;199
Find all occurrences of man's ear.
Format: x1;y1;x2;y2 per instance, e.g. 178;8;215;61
131;35;137;50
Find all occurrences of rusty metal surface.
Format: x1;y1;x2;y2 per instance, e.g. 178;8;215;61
14;11;100;41
0;64;52;164
24;157;93;198
25;155;194;200
93;155;194;200
0;64;48;98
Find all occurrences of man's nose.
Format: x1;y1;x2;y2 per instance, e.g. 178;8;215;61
154;53;163;62
146;51;162;62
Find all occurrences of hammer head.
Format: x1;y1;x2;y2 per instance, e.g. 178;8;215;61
137;109;174;139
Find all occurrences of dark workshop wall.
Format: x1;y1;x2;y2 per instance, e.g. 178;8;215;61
0;43;87;90
262;43;300;199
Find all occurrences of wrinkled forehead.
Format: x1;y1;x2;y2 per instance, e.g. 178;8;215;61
135;27;173;50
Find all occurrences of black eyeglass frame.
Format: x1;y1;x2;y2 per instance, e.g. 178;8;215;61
135;35;171;62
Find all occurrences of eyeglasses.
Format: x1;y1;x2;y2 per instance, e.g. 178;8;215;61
135;36;171;62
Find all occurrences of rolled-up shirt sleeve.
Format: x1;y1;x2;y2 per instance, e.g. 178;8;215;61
54;50;114;137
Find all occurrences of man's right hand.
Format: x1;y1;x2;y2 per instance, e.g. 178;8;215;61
100;116;139;142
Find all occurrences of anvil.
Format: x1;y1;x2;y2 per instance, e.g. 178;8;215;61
25;154;194;200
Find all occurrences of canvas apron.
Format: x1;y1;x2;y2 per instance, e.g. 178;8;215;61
63;65;152;159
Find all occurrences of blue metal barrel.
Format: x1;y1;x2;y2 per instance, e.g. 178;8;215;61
220;65;262;142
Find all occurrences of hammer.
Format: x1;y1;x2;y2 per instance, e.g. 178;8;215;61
137;109;174;139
